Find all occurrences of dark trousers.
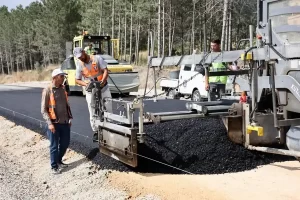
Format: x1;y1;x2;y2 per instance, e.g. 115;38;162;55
47;123;70;169
209;83;226;101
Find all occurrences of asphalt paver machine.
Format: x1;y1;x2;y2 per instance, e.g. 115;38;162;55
90;0;300;167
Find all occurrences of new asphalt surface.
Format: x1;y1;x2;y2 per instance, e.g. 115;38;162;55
0;85;294;174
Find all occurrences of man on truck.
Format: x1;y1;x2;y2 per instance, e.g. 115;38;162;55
205;39;238;99
73;47;112;142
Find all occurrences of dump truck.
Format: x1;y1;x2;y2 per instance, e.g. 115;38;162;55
87;0;300;167
63;31;140;95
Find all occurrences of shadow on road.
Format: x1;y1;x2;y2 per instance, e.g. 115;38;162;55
60;157;88;173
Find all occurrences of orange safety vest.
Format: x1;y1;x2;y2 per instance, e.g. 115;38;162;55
80;55;107;84
239;91;247;103
48;85;73;122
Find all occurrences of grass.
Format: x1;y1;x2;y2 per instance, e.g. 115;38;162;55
0;59;176;90
0;65;59;84
133;64;178;89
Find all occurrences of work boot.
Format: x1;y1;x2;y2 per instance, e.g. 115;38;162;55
51;167;61;175
93;131;98;142
58;161;68;169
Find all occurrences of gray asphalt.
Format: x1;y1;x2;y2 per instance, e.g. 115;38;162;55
0;85;189;148
0;85;95;146
1;85;291;175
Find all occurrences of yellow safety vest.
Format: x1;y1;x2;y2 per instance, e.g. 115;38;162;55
209;62;227;84
84;47;96;55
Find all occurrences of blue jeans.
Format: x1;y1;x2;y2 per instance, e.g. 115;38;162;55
47;123;70;169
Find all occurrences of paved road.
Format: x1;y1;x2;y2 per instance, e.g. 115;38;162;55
0;85;189;148
0;85;95;147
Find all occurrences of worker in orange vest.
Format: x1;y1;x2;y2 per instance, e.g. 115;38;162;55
240;91;247;103
41;68;73;174
73;47;112;142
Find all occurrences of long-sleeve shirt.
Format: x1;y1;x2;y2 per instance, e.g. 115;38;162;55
41;85;70;126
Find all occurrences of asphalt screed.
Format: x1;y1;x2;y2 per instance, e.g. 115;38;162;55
94;116;293;174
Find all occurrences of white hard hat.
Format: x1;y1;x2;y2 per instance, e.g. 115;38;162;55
52;68;67;78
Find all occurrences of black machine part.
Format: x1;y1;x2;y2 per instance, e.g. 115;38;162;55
88;80;105;122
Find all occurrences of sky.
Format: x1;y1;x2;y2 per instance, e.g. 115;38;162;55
1;0;38;10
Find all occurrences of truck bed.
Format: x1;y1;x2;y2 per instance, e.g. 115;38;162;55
160;79;179;88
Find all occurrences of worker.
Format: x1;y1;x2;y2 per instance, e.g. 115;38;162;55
84;43;96;55
41;68;73;174
240;91;247;103
73;47;112;142
205;39;238;99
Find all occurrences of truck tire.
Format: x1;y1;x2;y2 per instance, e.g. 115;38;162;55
192;89;202;102
167;89;176;99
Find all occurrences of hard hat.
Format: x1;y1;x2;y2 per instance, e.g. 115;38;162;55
52;68;67;78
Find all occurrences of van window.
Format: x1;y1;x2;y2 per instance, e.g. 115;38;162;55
183;64;192;71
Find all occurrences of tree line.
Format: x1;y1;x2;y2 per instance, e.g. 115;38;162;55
0;0;256;74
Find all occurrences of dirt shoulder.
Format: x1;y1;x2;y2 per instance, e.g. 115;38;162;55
109;161;300;200
0;116;150;200
0;116;300;200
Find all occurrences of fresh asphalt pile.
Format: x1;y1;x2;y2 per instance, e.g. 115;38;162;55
136;117;294;174
94;116;294;175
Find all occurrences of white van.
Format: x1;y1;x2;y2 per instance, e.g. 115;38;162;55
160;64;208;101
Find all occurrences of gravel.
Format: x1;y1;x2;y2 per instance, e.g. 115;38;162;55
0;149;47;200
135;194;162;200
137;117;294;174
92;117;294;175
0;117;132;200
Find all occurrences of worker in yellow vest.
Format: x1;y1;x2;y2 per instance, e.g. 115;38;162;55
84;43;96;55
205;39;237;99
208;62;228;84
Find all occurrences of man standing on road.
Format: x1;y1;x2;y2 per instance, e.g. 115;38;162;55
41;68;73;174
73;47;112;142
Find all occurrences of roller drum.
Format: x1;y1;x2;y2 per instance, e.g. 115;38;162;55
286;126;300;152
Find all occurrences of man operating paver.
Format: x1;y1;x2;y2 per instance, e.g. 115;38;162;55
73;47;112;142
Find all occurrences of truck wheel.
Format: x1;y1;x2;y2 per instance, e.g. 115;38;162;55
192;89;202;102
167;89;176;99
